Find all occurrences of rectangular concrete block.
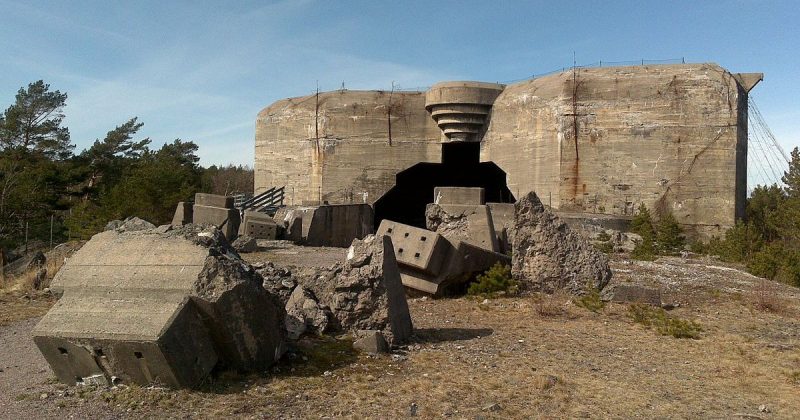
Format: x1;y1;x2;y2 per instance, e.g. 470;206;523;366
379;219;510;296
433;187;485;205
171;202;193;226
195;193;234;209
32;290;218;388
241;219;277;239
38;228;286;389
377;220;449;276
193;205;240;241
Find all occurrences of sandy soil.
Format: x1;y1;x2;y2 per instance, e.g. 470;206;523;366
1;251;799;419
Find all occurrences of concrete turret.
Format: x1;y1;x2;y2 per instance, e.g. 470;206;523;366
425;81;505;142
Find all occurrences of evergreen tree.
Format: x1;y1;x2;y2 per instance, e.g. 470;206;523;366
0;80;72;159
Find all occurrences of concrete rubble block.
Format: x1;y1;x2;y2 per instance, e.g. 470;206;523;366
171;202;193;226
33;290;218;389
433;187;486;205
376;220;449;275
353;330;389;354
274;204;374;247
511;192;612;295
273;207;303;242
425;203;499;252
254;261;296;305
239;217;278;240
192;205;240;241
302;235;413;346
284;286;331;340
35;225;286;388
486;202;516;254
194;193;234;209
378;220;510;296
231;234;258;253
306;204;375;247
604;284;662;306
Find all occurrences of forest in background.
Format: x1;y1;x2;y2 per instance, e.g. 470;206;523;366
0;80;253;249
2;80;799;288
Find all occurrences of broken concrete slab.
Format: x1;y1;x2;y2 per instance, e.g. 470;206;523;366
425;203;499;252
33;289;218;389
239;213;278;240
231;234;258;253
171;202;193;226
511;192;612;295
486;202;515;255
36;225;285;388
433;186;485;205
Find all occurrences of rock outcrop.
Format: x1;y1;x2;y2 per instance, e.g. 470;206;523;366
511;192;612;294
301;235;413;346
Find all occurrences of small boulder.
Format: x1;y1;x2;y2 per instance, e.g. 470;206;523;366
353;330;389;354
231;235;258;253
511;192;612;294
284;286;330;339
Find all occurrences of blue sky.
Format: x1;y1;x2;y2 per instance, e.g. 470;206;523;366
1;0;798;183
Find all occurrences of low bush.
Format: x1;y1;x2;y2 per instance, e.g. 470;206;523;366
628;304;702;339
467;263;518;297
574;287;605;313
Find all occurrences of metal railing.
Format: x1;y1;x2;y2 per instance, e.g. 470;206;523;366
238;186;285;215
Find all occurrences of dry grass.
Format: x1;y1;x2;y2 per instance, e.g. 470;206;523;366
4;253;800;418
532;289;571;317
750;279;789;313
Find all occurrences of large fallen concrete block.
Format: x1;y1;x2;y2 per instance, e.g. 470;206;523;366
33;290;218;388
272;204;373;247
377;220;510;296
301;235;413;345
192;199;241;241
425;203;499;252
36;225;285;388
239;210;278;239
511;192;612;295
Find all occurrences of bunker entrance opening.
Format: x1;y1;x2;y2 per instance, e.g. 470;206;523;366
374;142;514;228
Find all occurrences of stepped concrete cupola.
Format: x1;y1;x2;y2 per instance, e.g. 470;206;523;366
424;81;505;143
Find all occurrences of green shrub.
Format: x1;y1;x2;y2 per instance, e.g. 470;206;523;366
656;212;685;253
574;287;605;313
468;263;517;297
630;204;655;239
631;236;657;261
628;304;702;339
593;231;614;254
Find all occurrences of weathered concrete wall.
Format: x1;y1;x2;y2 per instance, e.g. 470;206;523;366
255;64;756;237
483;63;751;237
255;90;441;205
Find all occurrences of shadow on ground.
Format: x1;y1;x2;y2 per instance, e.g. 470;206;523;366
412;327;493;343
